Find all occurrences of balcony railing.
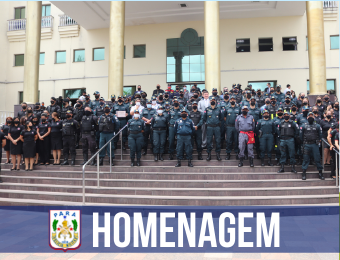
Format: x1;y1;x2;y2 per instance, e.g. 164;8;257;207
59;15;77;26
323;1;338;8
7;16;53;32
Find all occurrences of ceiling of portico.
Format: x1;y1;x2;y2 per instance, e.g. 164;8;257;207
51;1;306;30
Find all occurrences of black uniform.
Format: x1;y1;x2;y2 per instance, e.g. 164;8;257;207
50;119;63;150
189;110;204;157
37;121;51;164
17;109;27;119
9;125;24;155
60;106;74;120
1;124;10;152
141;107;156;154
62;118;79;165
21;129;37;158
151;113;169;156
81;114;98;163
47;104;61;116
329;128;339;178
112;103;130;148
73;107;85;148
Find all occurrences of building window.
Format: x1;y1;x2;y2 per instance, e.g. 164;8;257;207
64;89;86;99
133;45;146;58
93;48;104;61
74;49;85;62
42;5;51;16
236;39;250;52
15;7;25;19
258;38;273;52
19;91;40;104
55;51;66;64
39;53;45;65
123;86;136;96
330;35;339;49
14;54;24;66
307;79;337;94
282;37;298;51
248;81;277;91
166;28;205;83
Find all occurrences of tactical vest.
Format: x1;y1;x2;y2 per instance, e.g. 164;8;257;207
74;108;84;121
153;115;167;128
142;109;155;120
280;121;295;138
60;107;70;120
81;115;93;132
128;119;143;131
186;103;193;112
255;95;265;107
48;105;58;114
304;124;318;142
189;111;201;126
99;114;115;132
178;98;186;106
62;120;76;136
267;104;277;116
260;120;273;135
96;106;105;117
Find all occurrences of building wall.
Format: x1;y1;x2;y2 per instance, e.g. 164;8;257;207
0;1;338;112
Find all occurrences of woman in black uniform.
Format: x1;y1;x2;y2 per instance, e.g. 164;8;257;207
50;112;63;165
1;117;12;164
320;110;336;165
8;117;23;170
26;107;34;122
20;121;37;171
37;113;51;165
31;116;40;165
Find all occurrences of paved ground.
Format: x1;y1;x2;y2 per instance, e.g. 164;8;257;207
0;253;338;260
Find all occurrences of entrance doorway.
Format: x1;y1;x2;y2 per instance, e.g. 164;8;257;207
64;88;86;105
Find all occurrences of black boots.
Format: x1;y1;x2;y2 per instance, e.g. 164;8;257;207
136;158;141;166
198;152;203;160
159;154;164;161
154;154;158;161
99;158;104;166
238;158;243;167
291;165;297;173
122;142;126;150
91;153;96;166
206;152;211;161
70;155;76;166
109;159;114;166
244;154;248;160
131;159;135;167
261;158;265;166
225;153;231;160
268;158;273;166
249;158;254;167
175;159;181;167
142;150;147;156
277;164;284;173
62;154;69;165
169;153;174;160
81;153;88;165
302;170;307;180
319;170;325;180
188;160;193;167
217;153;221;161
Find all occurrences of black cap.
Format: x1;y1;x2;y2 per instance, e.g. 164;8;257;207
35;102;40;105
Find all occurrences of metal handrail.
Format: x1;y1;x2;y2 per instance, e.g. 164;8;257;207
82;124;128;204
321;138;339;188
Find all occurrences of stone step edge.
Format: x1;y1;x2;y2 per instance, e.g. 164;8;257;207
0;182;337;191
0;189;338;200
0;175;332;183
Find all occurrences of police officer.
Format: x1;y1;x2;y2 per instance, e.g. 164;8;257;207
128;110;145;166
277;111;299;173
328;123;339;179
18;102;28;119
255;89;265;108
90;91;101;110
273;107;285;164
236;106;255;167
281;95;293;112
141;100;156;155
300;112;324;180
74;100;85;149
189;101;204;160
60;98;74;120
241;91;252;107
62;110;79;166
267;96;279;120
225;96;240;160
218;93;230;148
168;99;182;160
140;91;148;107
109;95;117;108
203;97;223;161
256;110;275;166
177;90;187;106
175;109;195;167
112;95;130;150
248;96;261;158
80;107;98;165
209;88;221;101
84;94;91;108
47;97;61;116
151;106;168;161
94;97;106;118
33;102;42;121
274;85;285;103
157;93;165;107
98;105;120;166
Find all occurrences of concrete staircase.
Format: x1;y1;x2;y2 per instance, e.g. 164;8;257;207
0;144;338;206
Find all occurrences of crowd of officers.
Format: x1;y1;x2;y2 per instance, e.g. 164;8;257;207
1;83;339;181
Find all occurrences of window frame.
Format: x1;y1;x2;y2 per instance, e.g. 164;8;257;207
133;44;146;58
92;47;105;61
73;49;85;62
236;38;250;53
247;80;278;91
14;6;25;19
282;36;298;51
14;54;24;67
258;37;273;52
41;4;51;17
330;35;339;50
39;52;45;65
55;50;66;64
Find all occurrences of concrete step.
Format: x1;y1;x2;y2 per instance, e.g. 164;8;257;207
1;169;333;181
0;183;337;197
0;189;337;206
1;175;335;188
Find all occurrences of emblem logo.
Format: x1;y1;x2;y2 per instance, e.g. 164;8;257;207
49;210;81;252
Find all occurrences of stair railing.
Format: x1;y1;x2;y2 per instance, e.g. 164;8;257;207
82;124;128;204
321;138;339;188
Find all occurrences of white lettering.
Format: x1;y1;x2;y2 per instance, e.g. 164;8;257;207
160;213;175;247
219;212;235;248
178;212;196;247
198;213;217;247
93;212;110;247
256;212;280;247
133;212;157;247
114;212;130;248
238;212;253;247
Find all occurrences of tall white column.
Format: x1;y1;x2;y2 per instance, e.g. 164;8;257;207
23;1;42;104
108;1;125;97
